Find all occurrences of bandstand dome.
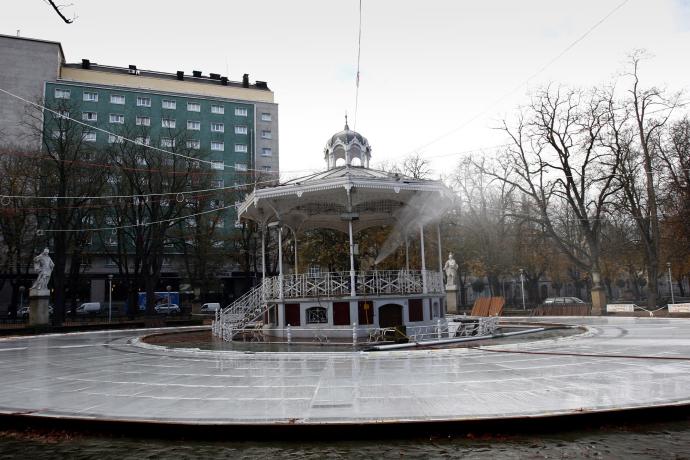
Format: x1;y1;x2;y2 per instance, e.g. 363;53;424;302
324;120;372;169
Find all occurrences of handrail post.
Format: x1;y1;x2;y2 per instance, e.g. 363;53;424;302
352;322;357;346
287;324;292;344
436;318;441;339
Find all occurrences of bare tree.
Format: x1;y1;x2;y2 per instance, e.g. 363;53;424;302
99;124;204;315
486;86;622;313
0;148;42;317
603;53;682;307
25;99;106;324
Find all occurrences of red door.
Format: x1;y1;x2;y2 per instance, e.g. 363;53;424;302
284;303;300;326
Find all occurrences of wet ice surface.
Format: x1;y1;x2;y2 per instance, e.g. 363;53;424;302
0;317;689;424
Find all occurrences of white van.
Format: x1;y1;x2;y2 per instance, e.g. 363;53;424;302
76;302;101;314
200;302;220;314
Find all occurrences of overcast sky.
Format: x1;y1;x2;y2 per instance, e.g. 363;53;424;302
2;0;689;179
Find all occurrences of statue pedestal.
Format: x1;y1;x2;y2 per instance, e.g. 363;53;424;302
591;286;606;316
446;286;459;315
29;288;50;326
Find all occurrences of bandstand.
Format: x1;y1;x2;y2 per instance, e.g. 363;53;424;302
213;122;454;341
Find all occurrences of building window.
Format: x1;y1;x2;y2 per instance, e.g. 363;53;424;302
261;130;272;139
135;136;151;146
306;307;328;324
54;88;70;99
261;112;272;122
235;163;248;172
211;179;224;188
187;102;201;112
308;265;321;278
83;131;97;142
162;99;176;110
82;112;97;122
261;148;272;157
136;96;151;107
108;134;124;144
110;94;125;105
109;113;124;124
235;125;248;135
234;107;248;117
261;165;272;172
161;138;175;148
211;105;224;114
187;120;200;131
211;141;224;151
186;139;200;150
135;116;150;126
57;110;69;119
234;144;247;153
211;160;224;170
162;118;176;129
83;91;98;102
211;122;224;133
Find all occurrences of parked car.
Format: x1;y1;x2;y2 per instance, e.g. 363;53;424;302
75;302;102;314
17;305;54;318
543;297;585;305
200;303;220;314
154;303;181;315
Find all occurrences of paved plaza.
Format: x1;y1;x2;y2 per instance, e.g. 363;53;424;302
0;317;688;425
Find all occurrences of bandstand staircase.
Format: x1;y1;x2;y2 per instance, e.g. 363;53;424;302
213;280;271;340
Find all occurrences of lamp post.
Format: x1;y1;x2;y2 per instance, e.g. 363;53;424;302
519;269;526;310
18;286;25;317
108;274;113;323
667;262;675;305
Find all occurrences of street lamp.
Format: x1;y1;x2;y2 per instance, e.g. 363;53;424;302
108;274;114;323
519;269;526;310
18;286;25;317
667;262;675;305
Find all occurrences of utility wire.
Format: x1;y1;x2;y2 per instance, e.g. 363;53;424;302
353;0;363;130
0;176;278;201
410;0;630;156
39;203;237;233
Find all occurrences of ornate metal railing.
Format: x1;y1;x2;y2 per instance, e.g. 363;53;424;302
273;270;443;299
213;280;271;340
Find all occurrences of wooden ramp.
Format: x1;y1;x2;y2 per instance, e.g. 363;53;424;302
470;296;505;316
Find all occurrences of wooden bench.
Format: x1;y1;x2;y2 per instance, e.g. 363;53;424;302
470;296;505;317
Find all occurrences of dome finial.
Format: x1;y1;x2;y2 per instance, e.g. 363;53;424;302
344;113;349;130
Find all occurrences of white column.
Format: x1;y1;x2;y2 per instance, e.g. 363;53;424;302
261;227;266;280
278;225;284;300
420;224;427;293
294;231;298;275
349;220;356;297
437;224;443;273
405;233;410;271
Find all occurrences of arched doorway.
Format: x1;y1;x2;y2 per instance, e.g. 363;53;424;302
379;304;403;328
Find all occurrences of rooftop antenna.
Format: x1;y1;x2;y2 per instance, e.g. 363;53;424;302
16;30;20;37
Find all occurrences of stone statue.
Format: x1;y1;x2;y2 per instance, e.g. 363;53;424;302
443;253;458;288
31;248;54;291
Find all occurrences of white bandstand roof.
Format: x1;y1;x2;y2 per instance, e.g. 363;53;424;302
237;166;454;233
